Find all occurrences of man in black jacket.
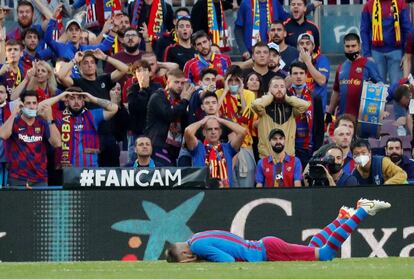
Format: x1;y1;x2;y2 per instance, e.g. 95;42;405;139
127;60;163;163
144;69;195;166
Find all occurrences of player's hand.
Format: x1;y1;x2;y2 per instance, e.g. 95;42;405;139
181;83;195;101
223;75;231;94
324;112;333;124
313;1;323;8
52;4;63;20
136;69;150;89
242;52;251;61
74;51;84;63
37;103;53;121
102;18;114;34
12;100;23;115
139;23;150;42
0;63;10;75
78;92;96;103
92;48;107;61
299;47;312;64
110;83;122;104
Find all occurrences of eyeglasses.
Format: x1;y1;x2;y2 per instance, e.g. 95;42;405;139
176;15;191;20
124;33;139;38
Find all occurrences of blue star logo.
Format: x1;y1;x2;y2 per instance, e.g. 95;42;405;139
111;192;205;260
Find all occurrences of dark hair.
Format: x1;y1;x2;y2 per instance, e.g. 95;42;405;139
124;27;139;35
325;143;344;156
167;69;185;79
224;65;243;80
201;91;218;103
334;114;356;129
252;41;269;53
343;33;360;44
66;87;83;93
81;51;97;63
393;85;411;102
176;16;191;26
5;39;23;49
289;61;307;75
132;59;151;72
290;0;307;4
200;68;218;79
270;20;285;30
244;71;264;96
17;0;34;11
21;28;40;40
165;244;180;263
174;7;190;18
191;30;209;46
268;76;285;89
20;90;38;103
385;137;402;149
351;138;371;152
135;135;152;146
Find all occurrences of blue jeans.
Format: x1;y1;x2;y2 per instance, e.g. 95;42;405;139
372;49;402;84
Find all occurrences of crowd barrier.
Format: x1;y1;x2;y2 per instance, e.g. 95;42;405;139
0;185;412;261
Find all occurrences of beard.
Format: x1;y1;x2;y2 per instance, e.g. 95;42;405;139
69;106;84;116
272;37;282;44
389;154;402;164
268;63;277;70
272;144;284;154
123;43;139;53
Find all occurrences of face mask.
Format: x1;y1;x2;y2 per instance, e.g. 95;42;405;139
389;154;402;164
202;84;216;93
328;163;342;174
345;51;359;61
354;155;370;167
272;144;284;154
292;84;306;90
229;85;239;94
21;107;37;118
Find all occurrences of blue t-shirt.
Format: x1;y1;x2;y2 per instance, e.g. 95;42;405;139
256;154;303;186
191;141;237;186
309;54;330;112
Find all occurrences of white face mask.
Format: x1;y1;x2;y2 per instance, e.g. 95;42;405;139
355;155;370;167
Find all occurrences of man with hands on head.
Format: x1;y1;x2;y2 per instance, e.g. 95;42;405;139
0;90;61;187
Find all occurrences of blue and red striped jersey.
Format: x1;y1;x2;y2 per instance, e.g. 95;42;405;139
188;230;266;262
183;53;231;84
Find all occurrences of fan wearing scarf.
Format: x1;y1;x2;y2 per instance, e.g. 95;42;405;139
39;87;118;168
0;40;26;99
360;0;411;84
185;116;247;188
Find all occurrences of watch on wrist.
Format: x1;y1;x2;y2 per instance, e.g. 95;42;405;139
47;120;56;125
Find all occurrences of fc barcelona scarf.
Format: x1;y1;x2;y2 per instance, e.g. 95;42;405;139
251;0;273;46
207;0;230;51
372;0;401;46
204;140;229;188
131;0;166;41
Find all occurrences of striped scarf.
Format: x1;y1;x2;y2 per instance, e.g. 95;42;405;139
204;140;229;188
251;0;273;46
58;108;100;168
207;0;229;51
372;0;401;46
131;0;165;42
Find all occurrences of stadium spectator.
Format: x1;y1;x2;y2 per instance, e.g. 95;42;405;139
243;42;279;92
104;27;145;89
385;137;414;183
256;128;302;187
184;31;231;84
243;71;264;99
20;28;52;72
268;20;299;71
57;49;128;167
44;8;116;61
144;69;194;166
11;61;57;102
190;0;233;51
297;33;330;112
391;84;413;136
268;43;288;78
252;76;310;157
0;40;26;98
0;84;11;186
154;7;191;61
285;0;320;52
402;28;414;78
334;114;356;139
216;65;256;187
142;52;179;88
39;87;118;168
0;90;61;186
288;61;313;166
326;33;382;120
360;0;411;84
164;16;196;70
188;68;218;124
351;139;407;185
184;116;247;188
125;136;156;168
332;126;355;174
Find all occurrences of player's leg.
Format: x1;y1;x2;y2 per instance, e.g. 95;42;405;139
262;236;318;261
308;206;354;248
318;199;391;261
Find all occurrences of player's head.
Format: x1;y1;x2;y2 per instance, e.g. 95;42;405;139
343;33;361;61
201;92;219;115
135;136;153;158
268;128;286;154
165;242;197;263
333;126;352;150
66;87;86;113
351;139;371;169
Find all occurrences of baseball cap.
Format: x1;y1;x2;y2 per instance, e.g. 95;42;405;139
267;42;280;54
268;128;285;140
297;33;315;44
65;19;81;31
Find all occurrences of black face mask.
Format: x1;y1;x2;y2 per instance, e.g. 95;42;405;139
389;154;402;164
328;163;342;174
345;51;359;61
272;144;284;154
123;44;139;53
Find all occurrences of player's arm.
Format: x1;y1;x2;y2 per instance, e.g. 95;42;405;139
184;117;209;151
326;90;339;115
382;157;408;185
191;243;236;262
80;92;118;120
90;49;128;82
216;117;247;151
37;103;61;148
0;101;21;140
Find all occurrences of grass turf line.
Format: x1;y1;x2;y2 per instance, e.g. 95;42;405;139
0;258;413;279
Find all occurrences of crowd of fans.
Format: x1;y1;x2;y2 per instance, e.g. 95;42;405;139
0;0;413;188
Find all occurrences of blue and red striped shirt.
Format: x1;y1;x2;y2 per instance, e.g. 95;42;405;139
188;230;266;262
183;53;231;84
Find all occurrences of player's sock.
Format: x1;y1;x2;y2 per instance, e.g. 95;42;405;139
308;218;347;248
318;208;368;261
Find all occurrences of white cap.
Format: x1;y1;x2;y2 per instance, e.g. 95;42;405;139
267;42;280;53
65;19;81;31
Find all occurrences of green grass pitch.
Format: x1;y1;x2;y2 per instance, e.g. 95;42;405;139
0;258;413;279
